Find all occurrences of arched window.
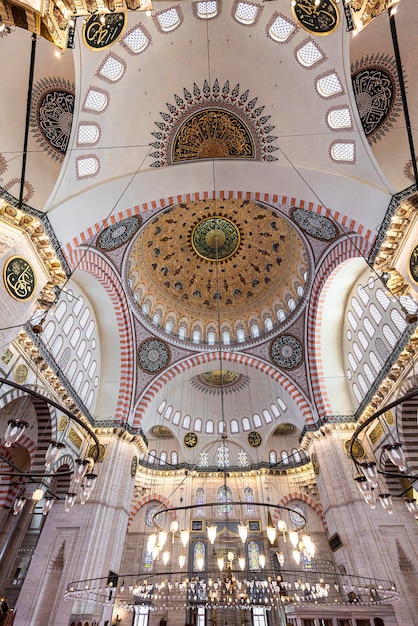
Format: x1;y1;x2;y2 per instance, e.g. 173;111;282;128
247;541;260;571
164;406;173;420
376;288;390;310
316;72;343;97
43;320;55;342
159;451;167;465
357;284;369;305
269;15;295;42
193;541;205;571
347;310;358;330
264;317;273;331
206;420;214;434
390;309;407;332
157;7;181;32
369;303;382;324
242;417;251;431
171;451;178;465
70;327;81;348
157;400;167;414
296;40;323;67
369;350;382;372
364;363;375;384
383;324;397;348
217;485;233;516
238;450;248;467
197;1;218;19
51;335;63;358
182;415;191;429
363;317;375;338
230;419;239;434
269;450;277;464
358;373;368;395
281;451;289;465
172;410;181;425
358;330;368;350
292;449;301;463
217;443;229;467
123;26;149;53
348;352;357;372
353;383;362;403
351;297;363;319
271;403;280;417
55;300;67;322
263;409;272;424
194;418;202;433
195;487;205;515
253;413;262;427
352;342;362;362
244;487;255;515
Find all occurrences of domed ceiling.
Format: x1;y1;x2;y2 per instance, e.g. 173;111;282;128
127;199;309;345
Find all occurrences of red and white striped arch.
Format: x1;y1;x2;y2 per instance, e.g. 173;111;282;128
132;351;314;429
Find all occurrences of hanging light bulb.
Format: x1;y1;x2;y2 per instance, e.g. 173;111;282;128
120;580;125;593
4;419;29;447
45;441;65;467
405;498;418;518
266;525;276;544
179;554;186;568
13;497;26;515
359;462;379;488
259;554;266;569
147;533;157;552
288;531;299;547
276;551;285;566
31;488;44;502
238;523;248;543
382;443;407;472
73;459;89;482
64;492;77;512
180;529;189;547
196;556;204;570
277;519;287;542
162;551;170;566
158;530;168;548
42;497;54;515
79;485;90;505
170;519;179;542
217;555;224;571
207;524;217;544
83;473;98;494
379;493;393;514
354;475;372;500
152;545;160;560
239;556;245;570
292;550;301;565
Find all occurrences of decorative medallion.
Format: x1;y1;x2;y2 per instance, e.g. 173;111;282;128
1;349;13;366
271;335;303;370
384;410;395;427
291;208;337;241
351;54;402;144
311;452;320;475
289;503;306;528
149;79;278;167
151;425;174;438
273;423;295;437
3;256;36;301
83;12;126;50
13;364;28;384
409;243;418;284
30;77;75;162
344;438;366;460
184;432;198;448
88;443;107;463
248;431;262;448
146;503;162;527
191;216;241;261
291;0;339;35
173;109;254;161
130;455;138;477
138;339;170;373
97;216;142;251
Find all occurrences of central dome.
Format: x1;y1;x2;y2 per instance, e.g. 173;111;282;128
127;199;309;345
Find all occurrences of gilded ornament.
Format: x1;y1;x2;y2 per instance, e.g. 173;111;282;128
13;364;28;384
4;256;36;301
151;425;174;438
131;455;138;477
58;416;68;431
344;438;366;460
292;0;339;35
88;443;107;463
191;216;241;262
68;427;83;449
369;422;384;445
248;431;262;448
184;432;198;448
1;349;13;365
83;12;126;50
409;243;418;284
273;423;295;436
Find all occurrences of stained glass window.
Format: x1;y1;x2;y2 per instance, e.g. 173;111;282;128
195;487;205;515
244;487;255;515
193;541;206;571
217;485;233;516
248;541;260;571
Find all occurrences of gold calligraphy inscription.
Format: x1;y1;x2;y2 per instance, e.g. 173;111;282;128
3;256;36;301
292;0;339;35
173;109;254;162
83;13;126;50
68;427;82;449
1;349;13;365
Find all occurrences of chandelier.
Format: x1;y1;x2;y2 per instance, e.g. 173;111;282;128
349;387;418;518
0;376;101;514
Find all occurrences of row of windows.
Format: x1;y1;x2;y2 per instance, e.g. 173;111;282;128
157;397;287;434
76;5;355;178
145;446;304;468
345;279;417;404
39;289;100;410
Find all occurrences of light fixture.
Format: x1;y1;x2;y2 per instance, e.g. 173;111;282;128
4;419;29;447
382;443;407;472
207;524;217;544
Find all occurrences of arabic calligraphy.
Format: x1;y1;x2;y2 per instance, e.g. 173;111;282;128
83;13;126;50
292;0;339;35
173;109;254;162
184;432;198;448
4;257;36;301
